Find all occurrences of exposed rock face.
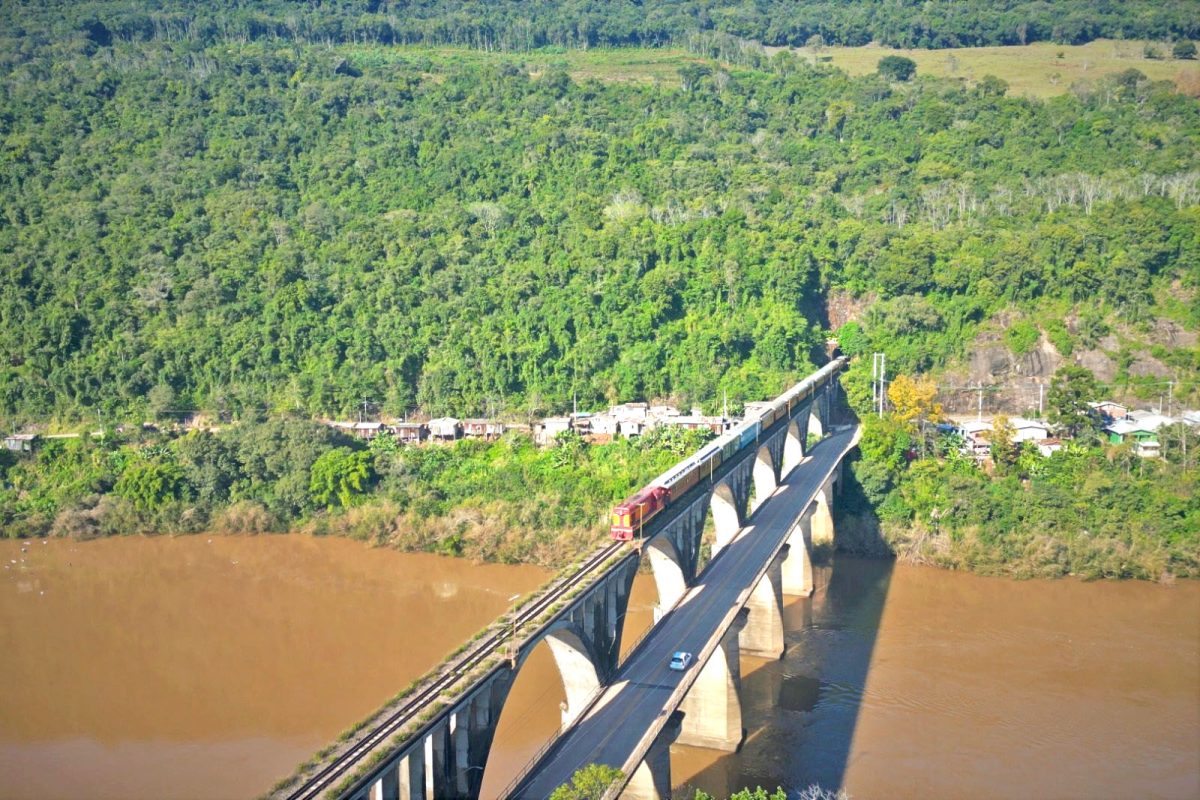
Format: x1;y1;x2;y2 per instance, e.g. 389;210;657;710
967;333;1063;383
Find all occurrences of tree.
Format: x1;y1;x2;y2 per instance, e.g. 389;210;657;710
887;374;943;426
1047;366;1100;437
976;74;1009;97
549;764;623;800
877;55;916;81
1173;40;1197;60
114;460;187;511
309;447;373;509
989;414;1018;474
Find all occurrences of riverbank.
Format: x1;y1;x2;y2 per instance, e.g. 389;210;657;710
837;416;1200;582
0;422;704;569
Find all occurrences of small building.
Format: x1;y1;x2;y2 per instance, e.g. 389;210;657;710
1104;420;1162;457
463;419;505;440
1035;438;1064;457
3;433;38;452
390;422;427;444
609;402;649;421
1087;401;1128;421
428;417;462;441
1125;411;1175;431
618;418;648;437
1009;417;1051;443
956;420;993;458
536;416;572;446
352;422;385;441
587;414;620;437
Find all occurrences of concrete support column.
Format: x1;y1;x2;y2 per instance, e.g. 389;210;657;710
367;758;400;800
449;710;470;796
782;419;805;478
424;726;441;798
810;480;835;548
781;511;813;597
709;482;741;558
646;538;687;622
739;547;787;659
545;629;602;728
620;711;684;800
678;609;748;751
751;445;776;515
397;747;425;800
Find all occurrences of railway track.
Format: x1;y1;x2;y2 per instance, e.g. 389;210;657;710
285;539;628;800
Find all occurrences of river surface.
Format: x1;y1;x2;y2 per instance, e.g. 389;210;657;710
673;556;1200;799
1;539;1197;799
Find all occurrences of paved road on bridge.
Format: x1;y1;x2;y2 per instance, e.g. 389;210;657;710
514;428;858;798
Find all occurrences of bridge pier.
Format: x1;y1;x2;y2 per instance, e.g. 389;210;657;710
781;511;814;597
781;415;807;478
751;444;776;514
739;547;788;659
810;475;836;549
620;711;684;800
678;608;748;751
646;538;687;623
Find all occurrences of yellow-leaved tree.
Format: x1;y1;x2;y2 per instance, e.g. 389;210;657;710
886;374;943;426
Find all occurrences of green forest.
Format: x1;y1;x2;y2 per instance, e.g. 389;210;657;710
1;3;1199;577
8;0;1200;51
2;22;1198;425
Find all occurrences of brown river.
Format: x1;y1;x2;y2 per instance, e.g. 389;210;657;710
0;537;1196;799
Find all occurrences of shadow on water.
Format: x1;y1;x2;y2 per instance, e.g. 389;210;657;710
675;449;895;798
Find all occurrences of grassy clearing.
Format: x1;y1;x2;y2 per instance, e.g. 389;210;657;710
789;39;1199;98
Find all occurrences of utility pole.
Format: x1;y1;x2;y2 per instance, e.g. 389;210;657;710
872;352;886;418
976;382;983;422
1038;383;1044;417
880;352;886;418
1168;380;1174;417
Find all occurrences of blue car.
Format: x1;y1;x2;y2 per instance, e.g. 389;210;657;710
669;651;694;671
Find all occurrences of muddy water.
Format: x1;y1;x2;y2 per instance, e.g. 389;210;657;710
0;535;556;800
5;539;1196;800
673;556;1200;799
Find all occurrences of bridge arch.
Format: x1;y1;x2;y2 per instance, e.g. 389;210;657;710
782;417;805;477
645;536;687;622
750;442;776;514
709;480;741;557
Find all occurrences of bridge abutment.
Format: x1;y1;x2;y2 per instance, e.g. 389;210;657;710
619;711;684;800
677;608;748;751
739;547;788;659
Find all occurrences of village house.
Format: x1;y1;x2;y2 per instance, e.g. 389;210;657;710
535;416;572;446
427;417;462;441
1087;401;1128;421
462;419;505;440
390;422;427;444
1008;417;1051;443
1104;419;1167;458
956;420;993;458
2;433;38;452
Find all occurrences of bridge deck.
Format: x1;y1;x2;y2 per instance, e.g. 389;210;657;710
514;427;858;798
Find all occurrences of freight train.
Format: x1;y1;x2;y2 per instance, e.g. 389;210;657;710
610;358;847;541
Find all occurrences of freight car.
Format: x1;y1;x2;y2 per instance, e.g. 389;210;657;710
610;357;847;541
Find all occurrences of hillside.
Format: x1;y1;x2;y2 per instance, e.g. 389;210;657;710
1;34;1198;427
